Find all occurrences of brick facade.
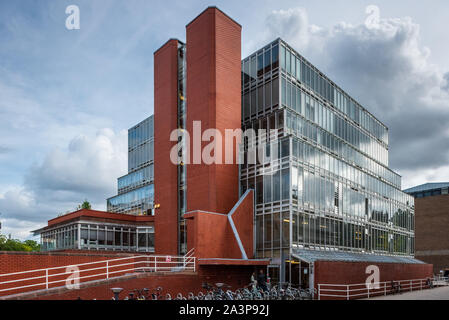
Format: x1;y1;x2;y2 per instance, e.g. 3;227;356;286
31;265;256;300
315;260;433;299
414;194;449;274
0;251;142;297
153;7;243;257
184;190;254;260
0;252;258;300
186;7;242;215
230;190;255;258
154;39;180;256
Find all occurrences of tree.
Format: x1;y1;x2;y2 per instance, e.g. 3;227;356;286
80;200;91;210
24;240;41;251
0;234;40;252
0;234;6;247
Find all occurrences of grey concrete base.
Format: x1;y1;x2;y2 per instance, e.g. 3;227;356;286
366;285;449;300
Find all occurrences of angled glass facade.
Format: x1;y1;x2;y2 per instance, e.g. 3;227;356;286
240;39;415;284
107;116;155;215
128;116;154;173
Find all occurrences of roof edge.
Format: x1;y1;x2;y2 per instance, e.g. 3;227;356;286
186;6;241;29
153;38;181;56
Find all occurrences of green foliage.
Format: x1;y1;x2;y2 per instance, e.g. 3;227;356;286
0;234;40;252
23;240;41;251
81;200;91;210
77;199;91;210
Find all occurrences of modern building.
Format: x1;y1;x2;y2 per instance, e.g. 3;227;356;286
405;183;449;275
107;116;155;216
34;6;431;291
33;209;154;252
405;182;449;199
34;117;156;252
240;38;420;286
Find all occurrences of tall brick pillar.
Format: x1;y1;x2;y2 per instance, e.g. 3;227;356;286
186;7;242;214
154;39;179;255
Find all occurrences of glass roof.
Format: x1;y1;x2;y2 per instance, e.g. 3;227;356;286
403;182;449;194
292;248;425;264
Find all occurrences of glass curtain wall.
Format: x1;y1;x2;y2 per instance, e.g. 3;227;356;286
41;222;155;252
240;39;415;276
177;42;187;255
107;185;154;215
108;116;155;216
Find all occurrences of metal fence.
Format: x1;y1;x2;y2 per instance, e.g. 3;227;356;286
318;277;449;300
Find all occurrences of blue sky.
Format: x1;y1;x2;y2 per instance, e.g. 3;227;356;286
1;0;449;239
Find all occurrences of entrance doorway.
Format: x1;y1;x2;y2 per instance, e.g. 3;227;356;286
291;254;314;290
267;265;280;288
300;262;310;289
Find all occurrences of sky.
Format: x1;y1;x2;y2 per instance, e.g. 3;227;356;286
1;0;449;240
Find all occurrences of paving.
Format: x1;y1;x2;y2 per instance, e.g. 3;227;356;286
366;285;449;300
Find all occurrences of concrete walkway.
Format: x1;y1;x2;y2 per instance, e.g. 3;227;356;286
367;286;449;300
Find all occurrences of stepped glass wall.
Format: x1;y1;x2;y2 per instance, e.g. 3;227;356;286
107;116;155;215
240;39;415;283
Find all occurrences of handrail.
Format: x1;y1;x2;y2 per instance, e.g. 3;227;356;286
185;248;195;258
0;254;196;297
0;254;149;277
183;248;196;271
318;277;448;300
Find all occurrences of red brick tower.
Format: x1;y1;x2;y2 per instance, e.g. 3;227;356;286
154;8;252;259
154;39;180;255
186;7;242;214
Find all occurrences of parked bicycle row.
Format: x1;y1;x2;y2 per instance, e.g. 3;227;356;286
106;282;316;300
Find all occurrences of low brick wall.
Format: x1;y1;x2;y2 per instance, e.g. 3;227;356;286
31;265;256;300
0;251;259;300
0;251;142;297
416;254;449;275
0;251;140;273
315;261;433;300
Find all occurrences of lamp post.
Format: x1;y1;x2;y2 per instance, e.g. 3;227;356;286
147;204;160;216
111;287;123;300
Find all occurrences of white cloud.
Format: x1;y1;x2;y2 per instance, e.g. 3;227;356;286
443;72;449;92
26;128;127;197
401;166;449;190
266;8;311;48
0;129;127;239
253;6;449;186
0;217;42;241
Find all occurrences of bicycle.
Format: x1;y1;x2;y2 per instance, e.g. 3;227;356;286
151;286;163;300
132;288;150;300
